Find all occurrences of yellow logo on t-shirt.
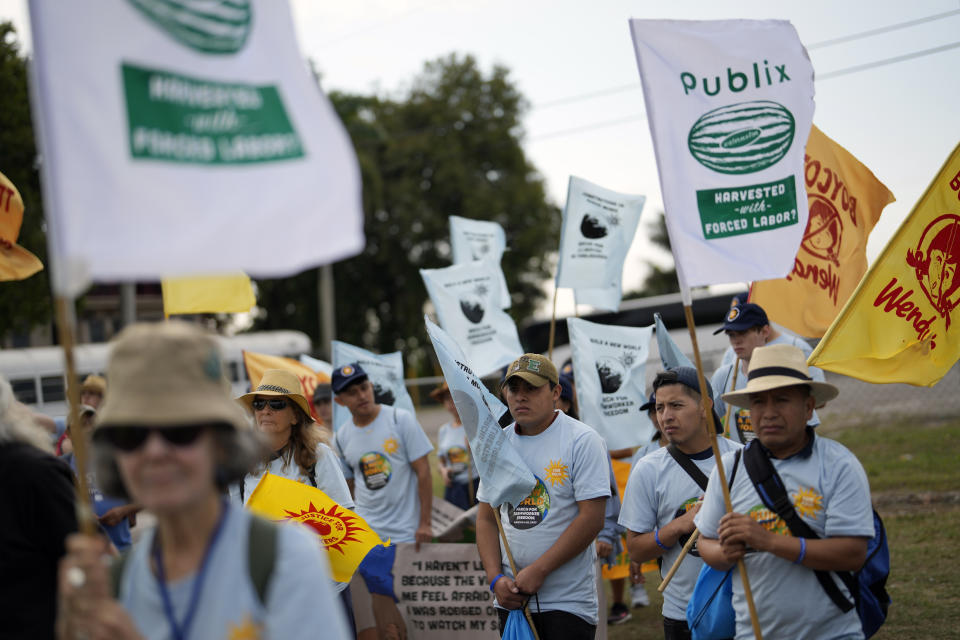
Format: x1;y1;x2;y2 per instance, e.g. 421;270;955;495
748;505;789;536
543;459;569;487
383;437;399;454
792;486;824;519
228;614;262;640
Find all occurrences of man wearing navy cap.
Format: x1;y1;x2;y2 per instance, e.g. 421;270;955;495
710;302;825;444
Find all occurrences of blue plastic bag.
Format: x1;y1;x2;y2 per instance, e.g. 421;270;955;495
686;564;735;640
502;609;536;640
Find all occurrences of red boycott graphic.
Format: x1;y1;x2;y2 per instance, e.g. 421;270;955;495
801;194;843;266
906;214;960;329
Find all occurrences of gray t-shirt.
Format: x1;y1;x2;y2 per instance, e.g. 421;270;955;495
118;504;351;639
437;421;479;484
695;435;874;640
477;411;611;625
619;438;742;620
334;406;434;543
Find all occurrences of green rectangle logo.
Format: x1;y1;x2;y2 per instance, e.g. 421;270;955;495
122;63;304;165
696;176;798;239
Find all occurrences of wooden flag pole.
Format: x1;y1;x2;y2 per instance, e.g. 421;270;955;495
682;304;763;640
547;287;559;360
54;295;97;535
495;513;541;640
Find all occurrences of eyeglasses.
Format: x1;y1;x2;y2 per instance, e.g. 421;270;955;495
251;398;289;411
96;425;207;452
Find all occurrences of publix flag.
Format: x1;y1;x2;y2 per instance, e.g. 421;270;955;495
28;1;363;295
449;216;511;309
331;341;416;432
421;262;523;376
555;176;646;311
568;318;656;449
629;20;815;297
809;143;960;386
751;125;895;336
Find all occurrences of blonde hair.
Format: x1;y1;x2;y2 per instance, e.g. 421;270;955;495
275;404;328;475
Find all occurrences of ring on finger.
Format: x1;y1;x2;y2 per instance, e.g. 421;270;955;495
66;566;86;589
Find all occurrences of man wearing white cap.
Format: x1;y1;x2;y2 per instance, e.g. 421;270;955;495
696;344;874;639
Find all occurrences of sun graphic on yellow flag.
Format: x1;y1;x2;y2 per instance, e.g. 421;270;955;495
383;437;399;454
283;502;368;554
543;459;569;487
792;487;824;519
228;614;262;640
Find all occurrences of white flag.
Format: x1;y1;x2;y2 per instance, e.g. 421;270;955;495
28;0;364;295
421;262;523;377
331;341;415;432
425;317;535;508
555;176;645;311
449;215;510;309
629;19;815;300
567;318;655;449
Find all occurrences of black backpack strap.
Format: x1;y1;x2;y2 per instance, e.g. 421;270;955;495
666;444;709;491
742;442;855;614
307;463;318;488
247;515;278;606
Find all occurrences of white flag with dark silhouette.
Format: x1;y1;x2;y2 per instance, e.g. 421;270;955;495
330;341;415;432
568;317;655;449
449;216;510;309
421;262;523;377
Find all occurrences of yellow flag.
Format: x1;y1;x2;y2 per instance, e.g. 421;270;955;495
751;125;895;336
0;170;44;282
242;351;330;422
809;143;960;386
247;472;388;583
161;273;256;315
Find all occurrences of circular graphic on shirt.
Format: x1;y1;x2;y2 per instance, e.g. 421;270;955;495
360;452;392;491
748;505;789;536
735;409;756;442
509;476;550;530
281;502;366;553
447;446;470;474
673;497;703;557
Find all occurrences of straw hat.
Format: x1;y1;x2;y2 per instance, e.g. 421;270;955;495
96;321;249;431
722;344;838;409
81;375;107;395
239;369;312;417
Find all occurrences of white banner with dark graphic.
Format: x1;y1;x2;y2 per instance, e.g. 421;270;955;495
567;318;655;449
421;262;523;377
555;176;646;311
29;0;363;295
449;216;510;309
629;19;815;292
331;341;415;432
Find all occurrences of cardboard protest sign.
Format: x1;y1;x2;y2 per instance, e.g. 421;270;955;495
28;0;363;295
556;176;646;311
421;262;523;377
331;341;416;431
629;19;815;298
567;318;655;449
450;216;510;309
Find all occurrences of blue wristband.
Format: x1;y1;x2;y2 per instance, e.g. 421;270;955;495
654;528;673;551
489;573;504;592
794;538;807;565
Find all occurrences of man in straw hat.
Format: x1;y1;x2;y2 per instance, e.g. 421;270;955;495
476;354;610;640
618;367;741;640
696;344;874;639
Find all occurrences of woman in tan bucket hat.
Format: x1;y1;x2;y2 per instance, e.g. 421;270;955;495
56;322;350;640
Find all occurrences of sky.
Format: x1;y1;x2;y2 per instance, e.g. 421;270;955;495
3;0;959;319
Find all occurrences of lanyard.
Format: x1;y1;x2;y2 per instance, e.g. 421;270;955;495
153;500;229;640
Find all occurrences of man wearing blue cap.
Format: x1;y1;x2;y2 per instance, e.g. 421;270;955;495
710;302;825;444
619;368;741;640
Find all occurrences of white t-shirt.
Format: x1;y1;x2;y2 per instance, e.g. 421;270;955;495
437;421;479;484
119;504;351;640
711;334;824;442
477;411;611;625
618;438;742;621
334;406;434;543
695;435;874;640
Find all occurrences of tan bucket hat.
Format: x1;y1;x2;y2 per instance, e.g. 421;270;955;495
722;344;838;409
238;369;312;417
96;321;249;431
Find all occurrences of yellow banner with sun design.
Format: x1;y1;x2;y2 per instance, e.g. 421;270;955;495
246;472;388;583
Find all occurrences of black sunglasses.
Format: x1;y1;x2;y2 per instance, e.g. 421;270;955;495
251;398;289;411
96;425;207;452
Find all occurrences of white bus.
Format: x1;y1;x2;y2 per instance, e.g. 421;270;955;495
0;330;312;417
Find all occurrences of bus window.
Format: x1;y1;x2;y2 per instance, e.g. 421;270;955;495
41;376;66;403
10;378;38;404
227;361;240;383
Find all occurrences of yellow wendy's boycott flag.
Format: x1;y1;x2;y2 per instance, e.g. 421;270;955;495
161;273;256;316
246;472;388;583
752;126;895;337
243;351;330;421
0;170;43;282
809;143;960;386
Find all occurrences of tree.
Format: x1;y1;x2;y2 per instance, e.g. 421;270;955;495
0;22;52;341
254;54;561;370
624;210;680;299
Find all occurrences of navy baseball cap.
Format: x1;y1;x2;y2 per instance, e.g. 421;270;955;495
713;302;768;334
312;383;332;403
558;374;575;402
652;367;723;433
639;391;656;413
331;363;368;394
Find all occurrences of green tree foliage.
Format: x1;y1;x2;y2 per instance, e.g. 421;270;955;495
624;210;679;299
254;54;561;368
0;22;52;339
